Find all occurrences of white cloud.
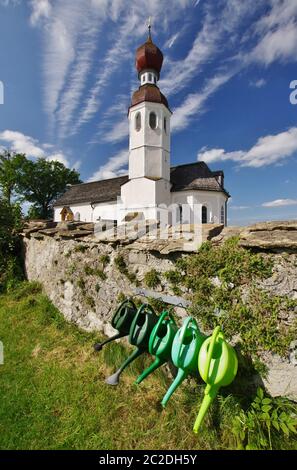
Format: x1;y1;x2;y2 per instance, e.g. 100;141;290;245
0;130;72;168
197;127;297;168
87;149;128;181
248;0;297;66
160;0;260;97
0;130;45;158
250;21;297;66
30;0;52;26
164;32;181;49
262;199;297;208
56;11;105;139
102;120;129;144
171;71;235;132
249;78;266;88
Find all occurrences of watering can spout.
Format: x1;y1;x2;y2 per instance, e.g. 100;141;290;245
94;331;125;352
161;368;187;407
193;385;217;433
105;347;143;386
135;357;164;385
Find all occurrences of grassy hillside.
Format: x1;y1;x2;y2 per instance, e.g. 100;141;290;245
0;282;296;450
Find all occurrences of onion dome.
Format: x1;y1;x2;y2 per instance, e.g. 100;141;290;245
131;84;169;110
135;33;163;78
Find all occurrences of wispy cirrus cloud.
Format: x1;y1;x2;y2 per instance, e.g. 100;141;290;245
171;70;235;132
247;0;297;66
29;0;52;26
87;149;128;181
197;127;297;168
262;199;297;208
249;78;266;88
0;130;74;168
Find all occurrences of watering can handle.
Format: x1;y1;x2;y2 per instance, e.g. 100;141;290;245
176;317;197;366
153;310;174;337
112;298;137;327
204;326;221;381
137;303;155;316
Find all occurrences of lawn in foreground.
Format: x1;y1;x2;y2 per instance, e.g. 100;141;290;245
0;282;295;450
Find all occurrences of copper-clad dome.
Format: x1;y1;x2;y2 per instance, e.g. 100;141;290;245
135;34;163;77
131;84;169;110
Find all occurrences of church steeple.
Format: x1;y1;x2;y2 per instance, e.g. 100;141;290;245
120;27;172;221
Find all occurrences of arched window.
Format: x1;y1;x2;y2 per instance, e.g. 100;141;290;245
154;76;157;84
220;205;225;224
202;205;207;224
135;112;141;131
149;112;157;129
148;73;152;82
164;117;167;134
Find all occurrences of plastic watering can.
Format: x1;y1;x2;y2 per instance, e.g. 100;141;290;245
105;303;158;386
161;317;206;407
135;310;178;385
93;299;137;352
193;326;238;433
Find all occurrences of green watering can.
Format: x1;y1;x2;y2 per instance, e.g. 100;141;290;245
135;310;178;385
161;317;206;407
93;299;137;352
105;303;158;386
193;326;238;433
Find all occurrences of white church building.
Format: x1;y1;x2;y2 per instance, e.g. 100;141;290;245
54;29;229;226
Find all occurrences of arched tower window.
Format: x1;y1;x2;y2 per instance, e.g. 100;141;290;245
202;205;207;224
164;117;167;134
149;112;157;129
135;112;141;131
220;205;225;224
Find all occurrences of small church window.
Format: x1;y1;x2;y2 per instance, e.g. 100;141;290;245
148;73;152;82
202;205;207;224
164;117;167;134
154;76;157;84
149;112;157;129
135;112;141;131
220;205;225;224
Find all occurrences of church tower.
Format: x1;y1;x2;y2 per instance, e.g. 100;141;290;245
120;24;172;222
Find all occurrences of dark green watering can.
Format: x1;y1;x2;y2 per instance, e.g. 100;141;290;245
93;299;137;352
135;310;178;385
193;326;238;433
161;317;206;407
105;303;158;386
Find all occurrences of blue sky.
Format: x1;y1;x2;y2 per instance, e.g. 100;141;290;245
0;0;297;225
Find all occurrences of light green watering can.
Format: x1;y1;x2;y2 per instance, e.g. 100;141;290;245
135;310;178;385
193;326;238;433
161;317;206;407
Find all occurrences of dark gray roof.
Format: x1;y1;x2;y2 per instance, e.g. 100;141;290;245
170;162;228;194
54;162;229;207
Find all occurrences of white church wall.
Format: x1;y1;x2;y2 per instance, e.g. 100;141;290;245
171;190;228;225
128;101;171;182
54;201;119;223
54;203;93;223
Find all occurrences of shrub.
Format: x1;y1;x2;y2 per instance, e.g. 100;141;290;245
144;269;161;289
99;254;110;268
232;388;297;449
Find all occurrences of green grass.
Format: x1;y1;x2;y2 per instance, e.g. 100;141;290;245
0;282;296;450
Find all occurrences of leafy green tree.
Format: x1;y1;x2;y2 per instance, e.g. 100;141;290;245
17;158;81;219
0;151;26;205
0;197;23;291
